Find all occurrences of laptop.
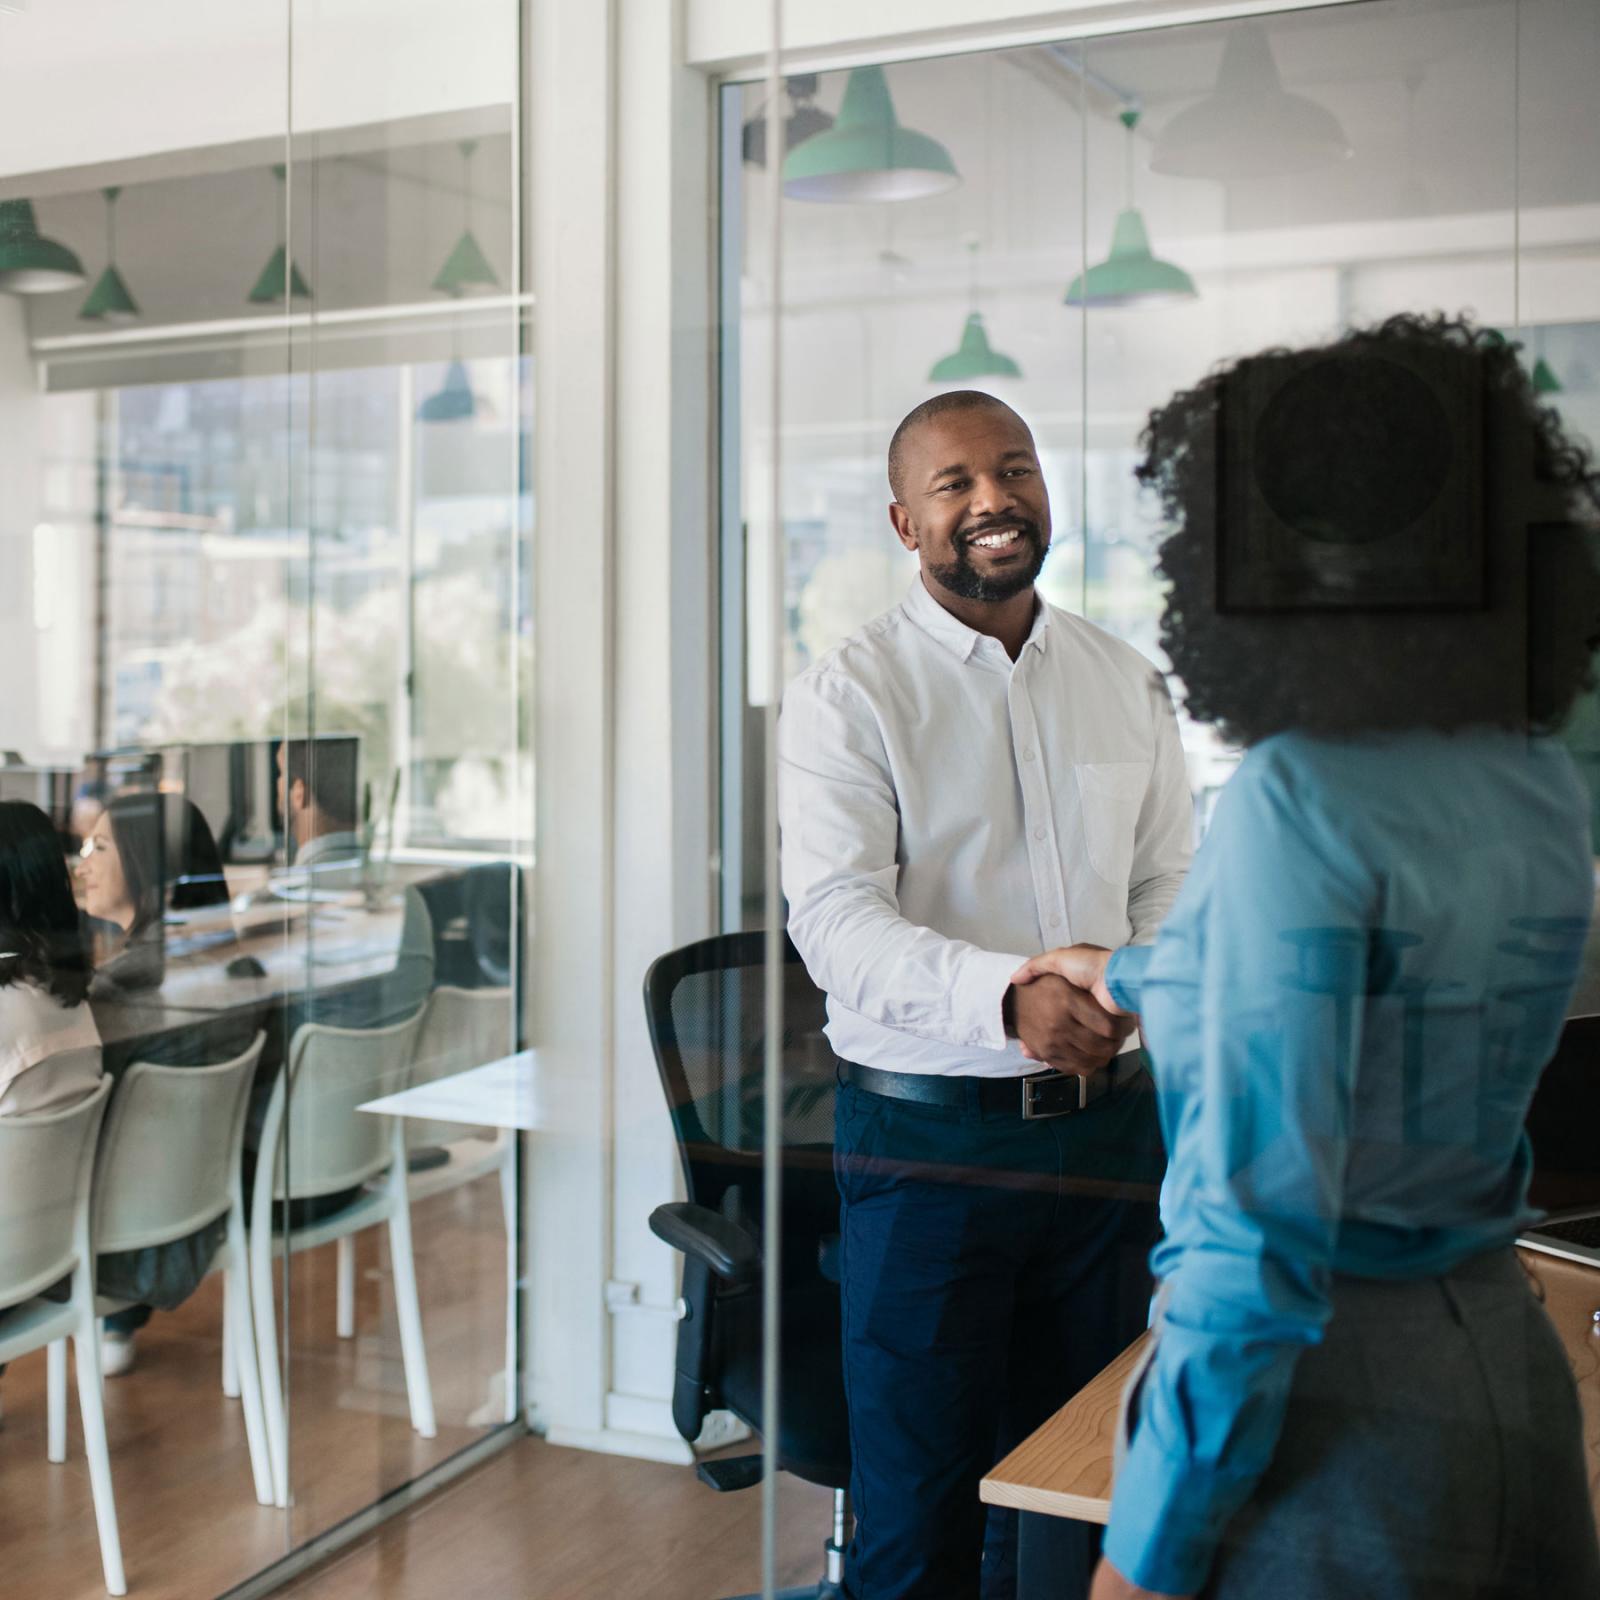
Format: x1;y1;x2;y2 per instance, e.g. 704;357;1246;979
1519;1208;1600;1269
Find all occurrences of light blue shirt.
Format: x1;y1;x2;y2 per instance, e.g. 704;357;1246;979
1100;729;1593;1595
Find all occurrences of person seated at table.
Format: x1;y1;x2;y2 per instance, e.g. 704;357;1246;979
0;801;104;1410
81;792;255;1376
0;799;101;1116
78;790;169;993
1013;315;1600;1600
272;737;433;1009
276;737;363;872
237;738;435;1226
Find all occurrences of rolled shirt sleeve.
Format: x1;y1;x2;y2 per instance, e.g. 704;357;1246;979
778;669;1026;1052
1125;671;1195;946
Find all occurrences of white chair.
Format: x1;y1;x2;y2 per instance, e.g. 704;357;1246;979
0;1076;124;1595
47;1034;273;1507
249;1008;434;1507
368;985;517;1422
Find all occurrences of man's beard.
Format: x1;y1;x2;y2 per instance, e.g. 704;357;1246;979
926;516;1049;602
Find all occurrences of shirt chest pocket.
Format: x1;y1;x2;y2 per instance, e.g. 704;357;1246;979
1074;761;1150;888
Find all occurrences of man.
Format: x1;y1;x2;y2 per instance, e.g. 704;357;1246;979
276;737;363;869
778;391;1193;1600
245;740;436;1212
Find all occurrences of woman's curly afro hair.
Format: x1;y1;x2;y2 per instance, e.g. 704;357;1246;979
1139;312;1600;747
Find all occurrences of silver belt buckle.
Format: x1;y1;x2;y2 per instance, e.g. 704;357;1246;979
1021;1071;1093;1119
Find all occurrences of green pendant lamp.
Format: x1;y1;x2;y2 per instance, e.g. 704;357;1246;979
431;141;500;296
79;188;140;323
417;358;476;423
0;199;86;295
930;242;1020;380
1532;356;1563;395
782;64;959;203
248;166;312;306
1066;111;1197;309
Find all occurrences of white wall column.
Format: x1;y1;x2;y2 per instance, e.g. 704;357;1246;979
525;0;718;1459
525;0;620;1445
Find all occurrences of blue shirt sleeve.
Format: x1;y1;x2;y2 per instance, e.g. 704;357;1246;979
1103;747;1372;1595
1104;943;1153;1014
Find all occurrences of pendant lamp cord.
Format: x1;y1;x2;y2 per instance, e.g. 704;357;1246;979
1121;107;1140;208
461;140;477;236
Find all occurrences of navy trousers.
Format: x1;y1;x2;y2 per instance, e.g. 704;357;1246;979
834;1063;1164;1600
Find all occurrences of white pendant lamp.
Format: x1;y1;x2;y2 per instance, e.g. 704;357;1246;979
1151;23;1352;181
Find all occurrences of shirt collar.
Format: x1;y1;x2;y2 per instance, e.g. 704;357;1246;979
901;575;1051;665
294;830;362;868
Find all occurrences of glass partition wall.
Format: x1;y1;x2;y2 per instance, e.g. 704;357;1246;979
734;1;1600;1594
0;2;526;1595
728;0;1600;904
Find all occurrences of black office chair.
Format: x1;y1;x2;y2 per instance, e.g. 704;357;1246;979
645;932;851;1600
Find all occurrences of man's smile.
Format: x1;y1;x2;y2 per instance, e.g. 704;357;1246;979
968;527;1023;551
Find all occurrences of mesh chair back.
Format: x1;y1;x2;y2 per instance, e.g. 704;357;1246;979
644;933;837;1218
93;1032;265;1254
406;985;514;1148
0;1076;113;1311
278;1009;426;1200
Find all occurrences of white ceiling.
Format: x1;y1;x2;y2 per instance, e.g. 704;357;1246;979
0;0;516;188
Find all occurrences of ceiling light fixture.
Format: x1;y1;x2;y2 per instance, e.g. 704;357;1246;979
742;74;835;168
0;198;86;295
417;357;477;423
1065;110;1197;309
247;165;312;306
782;65;960;204
930;241;1020;381
1150;23;1352;181
431;140;500;296
79;187;140;323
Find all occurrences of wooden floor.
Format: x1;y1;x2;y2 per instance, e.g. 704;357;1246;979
275;1440;831;1600
1;1178;514;1600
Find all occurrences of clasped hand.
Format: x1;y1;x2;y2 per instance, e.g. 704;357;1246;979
1007;943;1134;1075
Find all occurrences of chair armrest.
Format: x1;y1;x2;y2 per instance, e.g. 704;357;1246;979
649;1202;761;1287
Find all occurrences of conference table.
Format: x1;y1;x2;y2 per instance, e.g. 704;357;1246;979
90;888;411;1050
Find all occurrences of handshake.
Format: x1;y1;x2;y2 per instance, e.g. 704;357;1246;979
1004;944;1135;1077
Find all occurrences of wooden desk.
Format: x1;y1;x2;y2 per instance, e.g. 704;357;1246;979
982;1251;1600;1540
981;1330;1147;1527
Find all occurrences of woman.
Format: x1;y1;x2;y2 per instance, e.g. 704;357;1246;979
80;791;242;1375
0;800;101;1115
79;790;168;993
1014;316;1600;1599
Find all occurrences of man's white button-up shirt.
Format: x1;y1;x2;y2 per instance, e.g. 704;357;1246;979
778;577;1193;1078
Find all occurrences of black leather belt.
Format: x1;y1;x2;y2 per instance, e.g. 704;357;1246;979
843;1056;1129;1119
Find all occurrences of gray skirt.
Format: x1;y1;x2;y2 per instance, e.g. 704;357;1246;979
1171;1254;1593;1593
1141;1251;1600;1599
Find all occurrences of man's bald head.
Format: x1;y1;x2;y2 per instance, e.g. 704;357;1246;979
888;391;1030;503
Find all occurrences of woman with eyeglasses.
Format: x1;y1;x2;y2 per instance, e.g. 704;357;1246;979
77;790;242;1375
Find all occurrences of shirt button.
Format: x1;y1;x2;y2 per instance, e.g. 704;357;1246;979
1033;827;1046;841
1049;916;1063;929
1022;748;1036;763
